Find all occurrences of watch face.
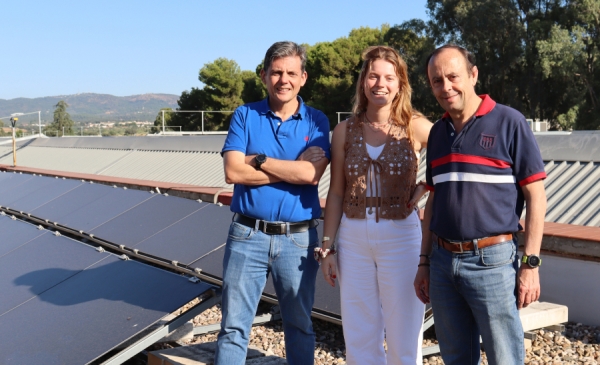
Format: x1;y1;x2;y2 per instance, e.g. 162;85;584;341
528;255;541;267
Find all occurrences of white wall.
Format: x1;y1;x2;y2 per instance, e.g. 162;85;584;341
537;254;600;326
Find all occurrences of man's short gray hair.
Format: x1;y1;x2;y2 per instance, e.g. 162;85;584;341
263;41;307;73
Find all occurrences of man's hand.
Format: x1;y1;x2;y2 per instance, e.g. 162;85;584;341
297;146;326;162
518;266;540;308
519;179;546;309
413;267;430;304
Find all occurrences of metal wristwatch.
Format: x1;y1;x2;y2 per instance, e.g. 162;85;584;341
255;154;267;170
522;254;542;268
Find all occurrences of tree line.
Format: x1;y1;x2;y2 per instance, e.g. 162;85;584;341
156;0;599;132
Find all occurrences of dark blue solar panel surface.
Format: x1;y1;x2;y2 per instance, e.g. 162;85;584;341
0;226;107;314
136;203;232;265
0;216;212;365
90;194;204;246
0;172;343;323
191;245;225;279
0;216;47;257
0;172;34;202
0;175;82;212
313;273;341;316
31;182;153;231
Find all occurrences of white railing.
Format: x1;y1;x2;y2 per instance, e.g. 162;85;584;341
160;110;233;135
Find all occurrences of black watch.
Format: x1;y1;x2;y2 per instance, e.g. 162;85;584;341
255;154;267;170
522;254;542;268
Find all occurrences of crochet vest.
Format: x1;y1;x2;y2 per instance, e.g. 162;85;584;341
342;117;418;221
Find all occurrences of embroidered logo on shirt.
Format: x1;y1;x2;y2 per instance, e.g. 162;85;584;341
479;134;496;150
304;136;309;142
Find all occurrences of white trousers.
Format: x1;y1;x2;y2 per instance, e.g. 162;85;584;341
338;210;425;365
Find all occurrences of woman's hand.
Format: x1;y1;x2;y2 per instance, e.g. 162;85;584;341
321;255;338;287
408;182;428;210
413;266;430;304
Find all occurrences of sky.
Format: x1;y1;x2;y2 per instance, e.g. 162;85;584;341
1;0;429;100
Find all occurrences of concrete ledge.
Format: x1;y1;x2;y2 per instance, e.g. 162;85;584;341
148;342;287;365
539;234;600;261
520;301;568;332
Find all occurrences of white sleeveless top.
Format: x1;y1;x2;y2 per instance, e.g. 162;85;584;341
366;143;384;197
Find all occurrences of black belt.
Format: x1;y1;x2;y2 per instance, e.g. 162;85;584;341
233;213;317;235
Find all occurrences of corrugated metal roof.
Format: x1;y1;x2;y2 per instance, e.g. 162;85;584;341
0;146;130;174
1;133;598;227
99;150;229;188
0;146;231;189
539;160;600;226
29;135;226;152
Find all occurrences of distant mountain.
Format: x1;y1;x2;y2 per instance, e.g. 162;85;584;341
0;93;179;123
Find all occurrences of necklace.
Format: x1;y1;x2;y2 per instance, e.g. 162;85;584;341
364;114;391;131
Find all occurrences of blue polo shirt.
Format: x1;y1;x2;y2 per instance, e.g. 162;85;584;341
426;95;546;241
222;97;331;222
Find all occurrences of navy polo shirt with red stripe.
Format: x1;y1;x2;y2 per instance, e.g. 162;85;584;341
425;95;546;241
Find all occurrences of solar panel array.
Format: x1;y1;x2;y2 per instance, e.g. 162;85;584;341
0;169;342;361
0;213;212;364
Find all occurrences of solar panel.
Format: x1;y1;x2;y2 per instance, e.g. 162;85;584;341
0;224;106;314
89;194;204;247
31;182;154;231
0;172;35;200
0;174;81;212
0;216;213;365
313;273;341;317
135;203;232;266
0;172;344;321
0;216;47;257
190;245;225;280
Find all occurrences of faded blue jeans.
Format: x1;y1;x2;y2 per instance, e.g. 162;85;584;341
214;221;319;365
429;237;524;365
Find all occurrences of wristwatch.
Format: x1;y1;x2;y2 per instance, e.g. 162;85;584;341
255;154;267;170
522;254;542;268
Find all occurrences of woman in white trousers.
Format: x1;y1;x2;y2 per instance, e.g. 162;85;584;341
318;46;432;365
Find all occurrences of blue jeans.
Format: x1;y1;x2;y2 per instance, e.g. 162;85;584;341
214;221;319;365
429;238;524;365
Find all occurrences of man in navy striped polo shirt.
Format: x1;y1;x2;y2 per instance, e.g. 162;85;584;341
413;45;547;365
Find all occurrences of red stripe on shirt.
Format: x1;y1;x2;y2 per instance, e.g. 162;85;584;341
431;153;511;169
519;172;547;186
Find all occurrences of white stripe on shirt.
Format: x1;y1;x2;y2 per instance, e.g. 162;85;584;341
433;172;516;185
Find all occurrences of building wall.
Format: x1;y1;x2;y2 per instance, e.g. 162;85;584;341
537;253;600;326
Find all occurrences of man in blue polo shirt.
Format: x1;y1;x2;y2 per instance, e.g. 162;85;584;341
215;41;330;365
413;44;547;365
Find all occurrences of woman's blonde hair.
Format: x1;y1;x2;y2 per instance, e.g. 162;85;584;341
352;45;418;144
